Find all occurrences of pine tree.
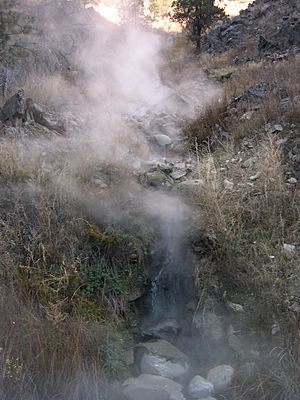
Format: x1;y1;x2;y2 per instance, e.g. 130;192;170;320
171;0;226;50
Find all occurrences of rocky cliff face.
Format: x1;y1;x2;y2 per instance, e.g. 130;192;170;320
204;0;300;56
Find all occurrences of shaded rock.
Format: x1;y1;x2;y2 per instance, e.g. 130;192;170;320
207;365;235;393
187;375;214;399
0;89;26;127
174;179;205;196
141;170;174;189
193;311;224;342
142;319;181;339
26;99;66;134
134;340;190;380
122;374;185;400
235;362;259;384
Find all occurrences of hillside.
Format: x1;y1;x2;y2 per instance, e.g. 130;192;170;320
1;1;300;400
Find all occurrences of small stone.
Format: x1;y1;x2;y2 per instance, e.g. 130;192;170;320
240;111;254;121
224;179;234;190
287;177;297;184
188;375;214;399
249;173;260;181
271;324;280;335
227;301;244;313
153;134;172;147
283;243;296;254
207;365;235;393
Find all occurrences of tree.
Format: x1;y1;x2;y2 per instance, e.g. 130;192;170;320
171;0;226;51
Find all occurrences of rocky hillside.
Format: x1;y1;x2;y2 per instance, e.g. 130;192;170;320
204;0;300;58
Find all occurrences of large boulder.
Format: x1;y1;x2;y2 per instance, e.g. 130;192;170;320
122;374;185;400
134;340;190;380
207;365;235;393
187;375;214;399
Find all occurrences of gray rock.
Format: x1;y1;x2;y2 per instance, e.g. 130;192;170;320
122;374;185;400
1;89;26;127
188;375;214;399
193;312;224;342
174;179;205;196
143;319;181;339
153;134;172;147
141;170;174;189
134;340;190;380
207;365;235;393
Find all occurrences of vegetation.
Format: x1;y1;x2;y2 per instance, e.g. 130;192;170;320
171;0;226;50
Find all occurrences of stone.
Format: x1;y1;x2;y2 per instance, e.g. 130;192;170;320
134;340;190;380
240;111;254;121
174;179;205;196
227;301;244;313
153;134;172;147
193;311;224;342
142;170;174;189
187;375;214;399
271;324;280;335
122;374;185;400
207;365;235;393
224;179;234;190
287;177;297;184
1;89;26;127
143;319;181;339
170;168;188;180
283;243;296;254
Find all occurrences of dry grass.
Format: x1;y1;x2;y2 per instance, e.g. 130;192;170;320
194;136;300;328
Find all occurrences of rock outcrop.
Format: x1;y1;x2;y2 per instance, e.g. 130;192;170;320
204;0;300;58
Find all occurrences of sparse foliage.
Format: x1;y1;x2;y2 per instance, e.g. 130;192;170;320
171;0;226;50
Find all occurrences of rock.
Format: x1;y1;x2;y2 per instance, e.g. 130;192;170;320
228;334;243;355
122;374;185;400
26;99;65;134
271;323;280;335
193;311;224;342
227;301;245;313
142;319;181;339
207;365;235;393
170;168;188;180
265;123;284;134
287;177;297;184
1;89;26;127
134;340;190;380
141;170;174;189
187;375;214;399
235;362;258;384
283;243;296;254
174;179;205;196
240;111;254;121
223;179;234;190
153;134;172;147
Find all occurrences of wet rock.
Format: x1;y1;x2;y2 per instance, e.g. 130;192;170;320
153;134;172;147
142;319;181;339
187;375;214;399
271;323;280;335
134;340;190;380
27;99;65;134
170;168;188;180
122;374;185;400
207;365;235;393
